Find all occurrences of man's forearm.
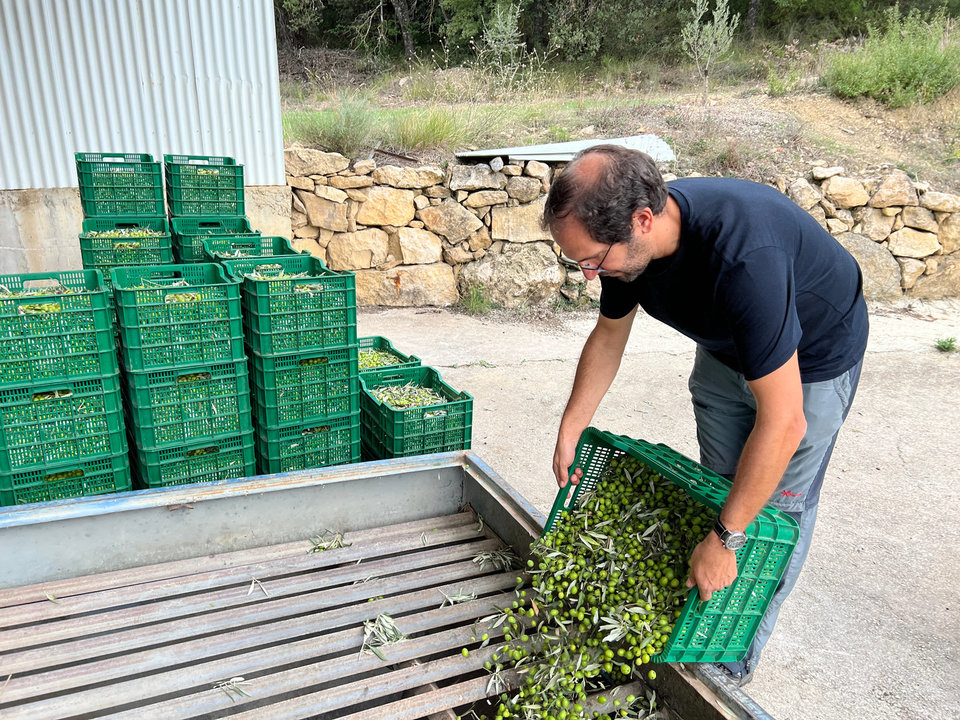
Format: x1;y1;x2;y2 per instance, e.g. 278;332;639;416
721;412;806;531
685;401;806;600
558;317;633;440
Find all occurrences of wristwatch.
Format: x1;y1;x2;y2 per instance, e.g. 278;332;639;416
713;519;747;550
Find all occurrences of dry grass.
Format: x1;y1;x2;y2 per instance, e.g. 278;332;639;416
278;47;960;190
890;86;960;167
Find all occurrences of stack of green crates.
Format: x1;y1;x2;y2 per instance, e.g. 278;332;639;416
0;270;129;506
357;336;421;460
75;152;172;323
222;255;359;474
165;155;261;262
111;264;255;489
359;365;473;460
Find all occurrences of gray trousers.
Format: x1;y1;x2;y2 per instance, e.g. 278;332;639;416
688;347;863;673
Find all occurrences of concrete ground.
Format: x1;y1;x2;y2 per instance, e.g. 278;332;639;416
358;298;960;720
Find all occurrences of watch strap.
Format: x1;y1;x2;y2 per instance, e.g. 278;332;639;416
714;518;730;541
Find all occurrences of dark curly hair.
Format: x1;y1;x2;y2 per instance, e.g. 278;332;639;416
542;145;667;246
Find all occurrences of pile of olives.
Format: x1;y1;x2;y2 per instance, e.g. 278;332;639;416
475;454;716;720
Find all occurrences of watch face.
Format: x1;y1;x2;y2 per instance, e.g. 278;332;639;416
725;532;747;550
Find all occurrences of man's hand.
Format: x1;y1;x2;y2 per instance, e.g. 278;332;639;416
553;432;583;488
686;531;738;602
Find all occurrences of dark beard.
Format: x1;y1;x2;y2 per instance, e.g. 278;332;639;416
603;255;651;283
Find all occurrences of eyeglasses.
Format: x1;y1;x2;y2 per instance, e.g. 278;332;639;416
576;243;613;272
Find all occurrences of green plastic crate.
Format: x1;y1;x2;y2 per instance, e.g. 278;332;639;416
101;274;120;329
171;216;260;263
131;432;255;489
358;336;422;375
164;155;245;217
249;345;360;427
223;255;357;356
543;427;800;664
1;451;131;507
201;235;302;261
360;438;377;463
124;359;252;448
79;217;173;267
0;270;117;387
256;412;360;474
359;366;473;459
0;374;126;473
75;152;165;217
111;264;244;371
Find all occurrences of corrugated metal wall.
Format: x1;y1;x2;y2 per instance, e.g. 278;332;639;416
0;0;284;190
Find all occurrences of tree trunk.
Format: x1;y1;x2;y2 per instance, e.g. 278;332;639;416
389;0;417;59
747;0;761;31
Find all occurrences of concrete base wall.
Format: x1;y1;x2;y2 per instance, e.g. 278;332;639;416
0;186;292;274
0;189;84;274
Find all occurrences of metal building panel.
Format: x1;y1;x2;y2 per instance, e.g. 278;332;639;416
0;0;284;190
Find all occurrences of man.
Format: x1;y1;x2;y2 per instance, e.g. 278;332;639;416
544;145;868;685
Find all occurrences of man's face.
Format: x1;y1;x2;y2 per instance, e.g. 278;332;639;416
551;215;653;283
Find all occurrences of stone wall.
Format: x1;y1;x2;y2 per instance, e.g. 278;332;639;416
285;147;572;308
284;147;960;305
781;167;959;300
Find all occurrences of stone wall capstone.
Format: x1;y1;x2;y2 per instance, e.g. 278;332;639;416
283;147;960;306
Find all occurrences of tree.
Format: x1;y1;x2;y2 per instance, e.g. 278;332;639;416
388;0;417;58
746;0;762;31
274;0;323;45
681;0;740;105
352;0;439;58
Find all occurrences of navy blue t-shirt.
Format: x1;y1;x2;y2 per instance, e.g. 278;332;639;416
599;178;869;383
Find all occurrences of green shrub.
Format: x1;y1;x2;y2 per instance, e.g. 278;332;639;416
387;109;463;150
767;66;804;96
385;107;494;151
458;284;495;315
824;6;960;107
282;92;377;156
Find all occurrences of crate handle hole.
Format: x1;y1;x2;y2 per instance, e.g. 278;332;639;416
165;291;200;304
44;468;84;483
299;357;329;367
32;388;73;401
253;263;283;274
22;278;65;292
149;270;185;280
176;372;212;383
186;446;220;458
302;425;331;436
